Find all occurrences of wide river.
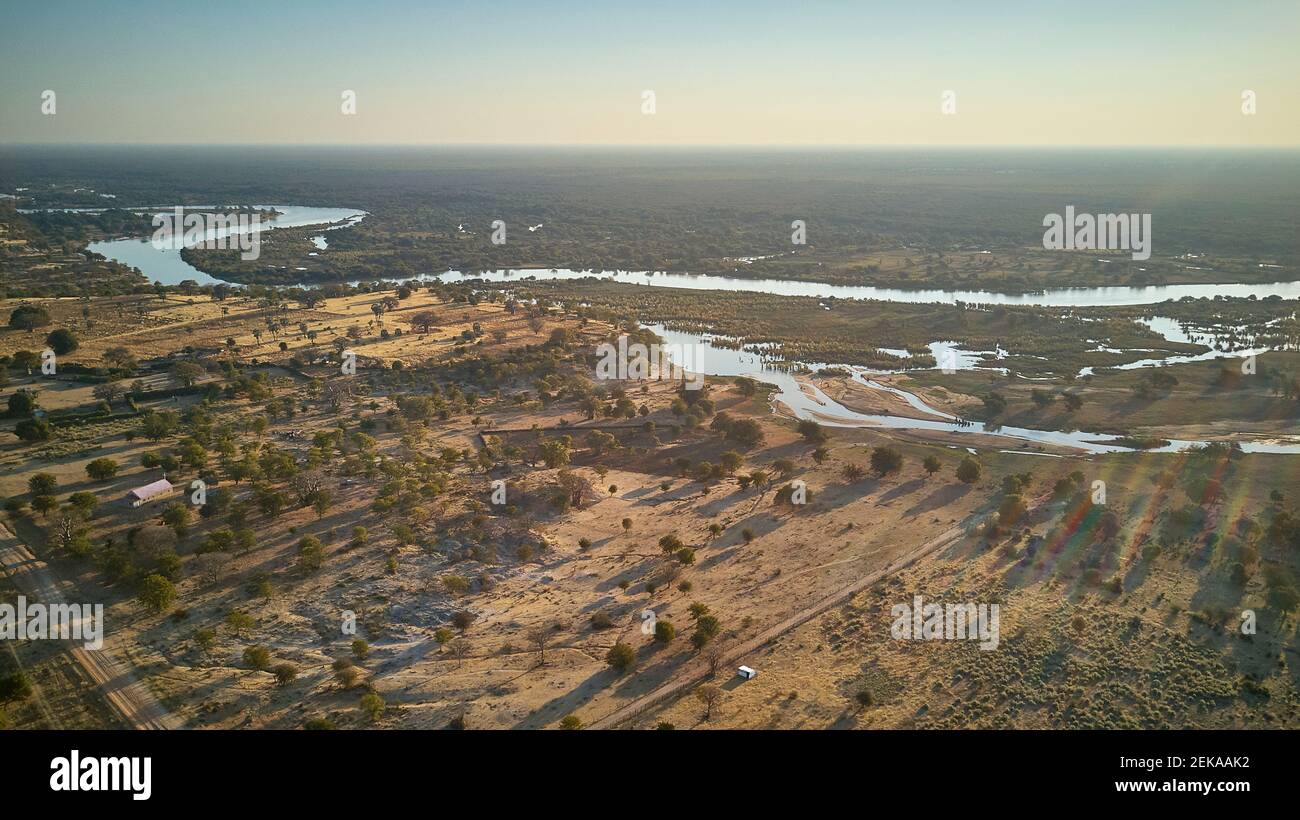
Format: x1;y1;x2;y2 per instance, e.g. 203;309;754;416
84;204;1300;454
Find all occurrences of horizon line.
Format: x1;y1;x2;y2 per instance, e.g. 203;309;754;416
4;142;1300;151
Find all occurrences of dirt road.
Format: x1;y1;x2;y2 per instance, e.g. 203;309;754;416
0;523;183;730
589;523;968;729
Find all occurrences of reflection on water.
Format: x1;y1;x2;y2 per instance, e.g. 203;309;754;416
77;204;1298;454
380;266;1300;307
85;205;367;287
647;325;1300;455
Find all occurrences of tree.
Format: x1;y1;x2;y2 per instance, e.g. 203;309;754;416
49;509;88;553
447;637;472;669
45;328;78;355
359;692;385;722
92;381;126;407
137;574;177;614
15;417;51;442
32;494;58;517
169;361;204;388
141;410;179;441
718;450;744;475
7;390;38;416
193;628;217;654
956;456;982;485
653;620;676;644
351;638;370;660
1062;392;1084;412
982;392;1007;416
9;350;38;373
658;533;685;555
695;684;722;720
797;419;828;444
606;642;636;672
0;672;33;704
66;491;98;518
200;528;235;553
161;502;190;537
998;494;1027;527
923;455;942;478
103;346;137;372
85;457;119;481
297;536;325;571
28;472;57;496
870;446;902;477
8;304;51;333
333;658;363;688
225;611;255;637
135;525;177;560
538;438;571;469
526;626;551;665
726;418;764;448
311;488;334;519
408;310;439;334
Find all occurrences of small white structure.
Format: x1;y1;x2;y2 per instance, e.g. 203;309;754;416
737;665;757;680
127;478;173;508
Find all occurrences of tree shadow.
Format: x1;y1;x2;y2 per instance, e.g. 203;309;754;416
904;483;972;518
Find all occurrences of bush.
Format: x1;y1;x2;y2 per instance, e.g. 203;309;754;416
0;671;34;703
870;446;903;476
606;642;636;672
653;620;676;644
46;328;79;355
359;692;385;722
956;457;982;484
15;417;51;442
272;663;298;686
243;645;271;670
297;535;324;571
7;390;37;416
559;714;583;730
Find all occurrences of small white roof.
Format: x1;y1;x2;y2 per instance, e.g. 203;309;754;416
128;478;173;500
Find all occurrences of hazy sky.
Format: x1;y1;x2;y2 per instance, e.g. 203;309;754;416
2;0;1298;146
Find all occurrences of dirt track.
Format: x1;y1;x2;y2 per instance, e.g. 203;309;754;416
0;523;183;730
589;523;967;729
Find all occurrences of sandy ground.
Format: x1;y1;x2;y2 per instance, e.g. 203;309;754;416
1;291;1296;730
